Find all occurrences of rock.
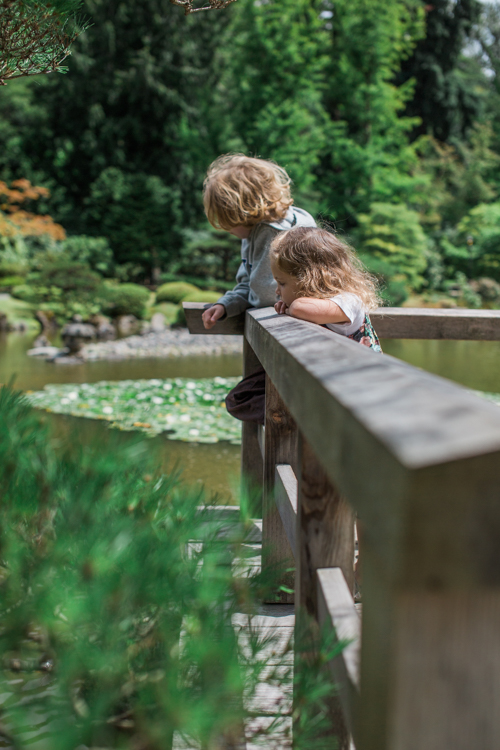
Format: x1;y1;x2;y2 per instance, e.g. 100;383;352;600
0;313;8;331
27;346;61;358
33;334;50;348
61;322;96;353
150;312;166;332
116;315;139;335
88;314;116;341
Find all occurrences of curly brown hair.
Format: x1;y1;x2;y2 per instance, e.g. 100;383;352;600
270;227;380;310
203;154;293;230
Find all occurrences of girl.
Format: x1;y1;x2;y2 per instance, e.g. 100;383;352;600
201;154;316;329
270;226;382;352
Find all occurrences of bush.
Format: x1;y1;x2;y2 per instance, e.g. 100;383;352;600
357;202;428;293
182;290;221;304
0;387;283;749
104;282;150;318
0;275;25;289
11;260;108;323
156;281;200;304
61;235;114;276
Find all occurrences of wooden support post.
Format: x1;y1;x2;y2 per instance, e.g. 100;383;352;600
296;436;356;749
297;436;355;617
262;375;297;603
240;337;263;518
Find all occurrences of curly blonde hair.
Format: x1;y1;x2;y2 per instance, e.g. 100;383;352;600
270;227;380;310
203;154;293;230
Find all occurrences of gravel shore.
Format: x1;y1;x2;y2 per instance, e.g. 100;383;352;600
79;328;243;361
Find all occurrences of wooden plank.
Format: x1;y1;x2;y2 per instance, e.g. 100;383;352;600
241;338;263;518
274;464;297;558
371;306;500;340
317;568;361;743
263;376;297;603
297;436;355;618
257;425;265;458
183;302;245;335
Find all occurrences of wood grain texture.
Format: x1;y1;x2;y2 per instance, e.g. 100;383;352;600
297;437;355;617
371;306;500;340
263;376;298;603
241;338;263;518
183;302;245;335
317;568;361;742
274;464;298;559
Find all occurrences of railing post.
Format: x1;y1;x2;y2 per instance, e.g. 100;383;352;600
262;375;297;603
240;337;263;518
295;435;356;748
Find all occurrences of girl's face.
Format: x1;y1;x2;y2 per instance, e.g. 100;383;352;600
271;262;302;306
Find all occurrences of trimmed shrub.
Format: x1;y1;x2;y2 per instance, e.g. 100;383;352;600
182;290;221;304
156;281;200;304
104;283;150;318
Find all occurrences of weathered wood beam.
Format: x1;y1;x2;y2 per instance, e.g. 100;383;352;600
317;567;361;743
274;464;297;558
183;302;245;335
262;376;297;603
371;307;500;340
183;302;500;341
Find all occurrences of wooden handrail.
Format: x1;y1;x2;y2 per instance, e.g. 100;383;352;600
183;302;500;340
183;302;500;750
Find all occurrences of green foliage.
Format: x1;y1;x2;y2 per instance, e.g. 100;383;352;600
173;227;241;283
443;201;500;281
0;274;25;288
103;282;151;319
84;168;182;273
357;202;428;300
60;234;114;275
0;387;290;749
27;377;242;443
398;0;484;141
156;281;201;304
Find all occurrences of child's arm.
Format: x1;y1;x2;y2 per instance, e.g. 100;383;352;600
276;298;350;325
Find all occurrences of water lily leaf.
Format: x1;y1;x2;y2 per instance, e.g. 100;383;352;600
26;378;242;444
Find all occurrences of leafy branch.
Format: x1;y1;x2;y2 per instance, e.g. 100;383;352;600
0;0;87;85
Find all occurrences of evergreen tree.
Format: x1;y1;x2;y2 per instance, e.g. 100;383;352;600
398;0;484;141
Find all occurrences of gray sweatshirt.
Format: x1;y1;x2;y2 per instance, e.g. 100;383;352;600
216;206;316;318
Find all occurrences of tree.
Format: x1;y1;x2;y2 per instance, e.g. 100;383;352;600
398;0;484;141
0;0;86;85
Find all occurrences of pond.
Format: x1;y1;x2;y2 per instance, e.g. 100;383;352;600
1;331;500;507
0;331;244;504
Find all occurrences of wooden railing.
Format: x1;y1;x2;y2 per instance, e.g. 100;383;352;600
183;303;500;750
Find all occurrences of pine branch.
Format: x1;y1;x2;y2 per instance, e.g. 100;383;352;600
0;0;88;85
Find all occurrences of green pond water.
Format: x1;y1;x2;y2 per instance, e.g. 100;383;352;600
0;331;244;504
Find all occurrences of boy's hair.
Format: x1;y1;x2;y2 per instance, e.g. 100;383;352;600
203;154;293;230
270;227;380;310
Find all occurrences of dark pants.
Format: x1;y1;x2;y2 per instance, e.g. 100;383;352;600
225;367;266;425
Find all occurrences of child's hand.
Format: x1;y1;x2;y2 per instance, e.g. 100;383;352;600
202;304;225;329
274;301;288;315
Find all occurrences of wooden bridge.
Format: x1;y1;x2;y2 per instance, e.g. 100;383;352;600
184;303;500;750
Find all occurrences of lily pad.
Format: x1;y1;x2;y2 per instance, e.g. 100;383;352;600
26;377;242;444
